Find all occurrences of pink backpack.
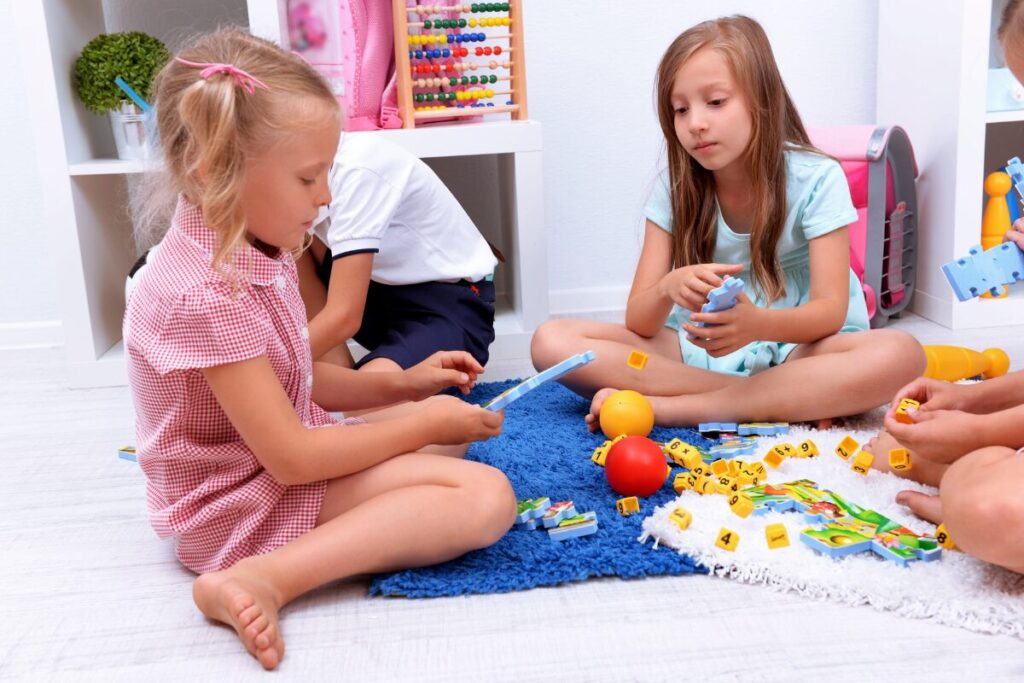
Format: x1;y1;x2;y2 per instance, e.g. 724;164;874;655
286;0;402;130
809;126;919;328
337;0;402;130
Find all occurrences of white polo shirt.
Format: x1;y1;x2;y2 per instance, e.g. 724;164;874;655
312;132;497;286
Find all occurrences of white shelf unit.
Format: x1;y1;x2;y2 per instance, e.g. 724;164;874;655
878;0;1024;329
14;0;546;388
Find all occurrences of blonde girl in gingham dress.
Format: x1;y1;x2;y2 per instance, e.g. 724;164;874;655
125;30;515;670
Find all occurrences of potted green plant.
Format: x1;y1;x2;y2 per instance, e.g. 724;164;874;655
73;31;170;161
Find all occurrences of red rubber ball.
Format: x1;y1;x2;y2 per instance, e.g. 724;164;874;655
604;436;668;497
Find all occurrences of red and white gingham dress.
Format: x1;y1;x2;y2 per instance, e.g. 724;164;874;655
124;196;336;573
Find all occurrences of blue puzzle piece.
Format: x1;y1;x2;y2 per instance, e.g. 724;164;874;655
698;422;739;434
1008;156;1024;211
548;511;599;542
694;277;745;328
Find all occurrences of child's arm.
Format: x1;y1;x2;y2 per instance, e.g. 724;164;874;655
202;356;501;485
682;229;850;355
957;371;1024;413
626;221;742;337
311;350;482;412
307;252;374;360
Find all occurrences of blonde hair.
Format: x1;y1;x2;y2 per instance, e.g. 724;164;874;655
133;28;338;275
654;15;819;302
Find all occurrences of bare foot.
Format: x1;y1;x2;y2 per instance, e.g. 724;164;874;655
193;561;285;670
585;387;618;433
895;489;943;524
865;429;947;486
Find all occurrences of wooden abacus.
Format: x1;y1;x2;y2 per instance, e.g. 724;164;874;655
392;1;528;128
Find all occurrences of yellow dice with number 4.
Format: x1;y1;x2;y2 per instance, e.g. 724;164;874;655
715;527;740;551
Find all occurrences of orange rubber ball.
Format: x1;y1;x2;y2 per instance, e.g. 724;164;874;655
599;389;655;439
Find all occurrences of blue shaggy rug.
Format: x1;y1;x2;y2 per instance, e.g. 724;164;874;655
368;379;708;598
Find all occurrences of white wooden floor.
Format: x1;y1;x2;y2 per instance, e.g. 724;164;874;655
4;313;1024;681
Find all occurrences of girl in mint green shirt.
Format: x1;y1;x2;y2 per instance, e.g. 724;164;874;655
530;15;925;428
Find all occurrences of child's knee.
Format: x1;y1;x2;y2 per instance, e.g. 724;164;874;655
942;447;1023;534
465;466;517;544
531;319;577;370
878;329;926;377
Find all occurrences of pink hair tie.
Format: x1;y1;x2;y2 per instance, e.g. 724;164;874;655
175;57;270;95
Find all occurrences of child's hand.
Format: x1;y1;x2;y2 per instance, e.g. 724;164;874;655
890;376;970;414
882;408;986;464
682;292;763;357
659;263;744;313
404;351;483;398
424;395;504;444
1006;218;1024;250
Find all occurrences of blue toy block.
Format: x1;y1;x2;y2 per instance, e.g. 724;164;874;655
117;446;137;462
942;242;1024;301
698;422;739;435
483;350;596;412
1007;156;1024;212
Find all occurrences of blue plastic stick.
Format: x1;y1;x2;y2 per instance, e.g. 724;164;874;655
114;76;152;113
482;350;596;412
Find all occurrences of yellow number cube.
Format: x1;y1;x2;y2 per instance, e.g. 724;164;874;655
765;523;790;549
763;450;784;469
835;435;859;461
889;448;912;471
851;449;874;475
935;523;957;550
694;475;716;495
672;472;696;494
715;527;740;551
626;349;649;370
710;459;729;476
728;493;754;518
591;443;610;467
895;397;920;424
773;443;796;459
797;439;819;458
669;506;692;530
616;496;640;516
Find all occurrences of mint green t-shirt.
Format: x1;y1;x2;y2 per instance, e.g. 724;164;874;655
644;148;868;375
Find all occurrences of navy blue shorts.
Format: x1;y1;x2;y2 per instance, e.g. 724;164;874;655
316;252;496;371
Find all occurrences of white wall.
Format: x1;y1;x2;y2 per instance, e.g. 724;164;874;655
0;0;879;344
524;0;879;312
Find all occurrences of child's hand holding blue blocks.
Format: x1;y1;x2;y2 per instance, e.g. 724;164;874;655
689;276;744;340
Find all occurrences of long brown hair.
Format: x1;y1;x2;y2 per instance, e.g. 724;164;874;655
140;29;338;275
1000;0;1024;55
655;15;818;302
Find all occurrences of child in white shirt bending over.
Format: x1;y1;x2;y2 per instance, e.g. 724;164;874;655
300;133;498;383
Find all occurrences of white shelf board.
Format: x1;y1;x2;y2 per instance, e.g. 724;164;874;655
986;109;1024;124
347;119;542;158
67;120;542;176
68;158;151;176
952;284;1024;328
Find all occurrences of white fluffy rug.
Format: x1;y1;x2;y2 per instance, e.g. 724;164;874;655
640;415;1024;639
